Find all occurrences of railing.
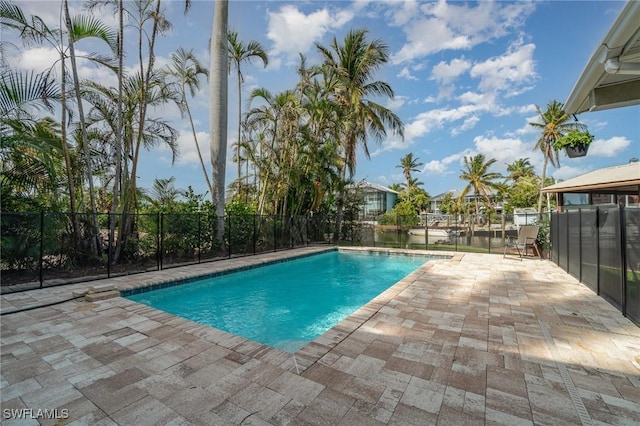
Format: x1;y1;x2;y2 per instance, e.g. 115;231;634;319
551;205;639;325
1;211;543;293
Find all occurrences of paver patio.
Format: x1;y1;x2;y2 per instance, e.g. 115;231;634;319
1;247;639;425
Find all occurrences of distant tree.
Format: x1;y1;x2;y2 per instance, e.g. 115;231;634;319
529;101;585;213
459;154;504;217
504;176;540;213
506;158;535;182
396;153;423;191
162;48;211;196
228;30;268;189
316;29;404;241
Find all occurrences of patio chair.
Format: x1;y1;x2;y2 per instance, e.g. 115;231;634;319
503;225;541;260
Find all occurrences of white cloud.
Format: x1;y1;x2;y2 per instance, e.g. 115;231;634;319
391;0;535;63
370;135;409;157
171;130;211;167
404;103;495;142
266;5;353;62
398;67;418;80
452;116;480;136
552;165;592;182
586;136;631;157
422;150;473;175
473;135;529;166
469;41;537;93
386;96;407;110
430;58;471;83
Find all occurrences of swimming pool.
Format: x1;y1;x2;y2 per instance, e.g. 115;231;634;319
126;250;436;352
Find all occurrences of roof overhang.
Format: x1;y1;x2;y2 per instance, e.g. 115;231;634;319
564;1;640;115
541;162;640;194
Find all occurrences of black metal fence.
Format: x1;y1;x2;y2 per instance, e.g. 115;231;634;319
1;211;543;293
551;206;639;325
1;212;334;293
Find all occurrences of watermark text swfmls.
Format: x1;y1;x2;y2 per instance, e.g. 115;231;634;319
2;408;69;420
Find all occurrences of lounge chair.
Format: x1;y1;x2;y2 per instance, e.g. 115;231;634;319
503;225;541;260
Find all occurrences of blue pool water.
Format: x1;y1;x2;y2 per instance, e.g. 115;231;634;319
126;250;432;352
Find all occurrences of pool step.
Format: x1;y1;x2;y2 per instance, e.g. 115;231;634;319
78;284;121;302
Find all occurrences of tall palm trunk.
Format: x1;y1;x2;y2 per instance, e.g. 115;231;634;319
116;0;161;262
210;0;229;244
537;154;549;214
59;51;80;246
63;0;99;254
236;67;242;185
110;0;124;262
185;98;213;195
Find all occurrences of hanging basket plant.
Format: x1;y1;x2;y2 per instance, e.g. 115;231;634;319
553;130;594;158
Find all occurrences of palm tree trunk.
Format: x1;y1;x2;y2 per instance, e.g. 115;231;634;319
537;156;548;215
210;0;229;244
63;0;99;254
110;0;124;263
59;52;80;247
186;99;213;195
333;161;347;243
237;68;242;187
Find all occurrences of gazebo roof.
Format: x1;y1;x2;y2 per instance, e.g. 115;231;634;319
541;162;640;194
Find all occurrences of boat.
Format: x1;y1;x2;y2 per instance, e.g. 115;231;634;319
407;228;450;238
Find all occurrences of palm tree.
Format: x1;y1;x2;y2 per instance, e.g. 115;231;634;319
227;30;268;189
210;0;228;243
459;154;504;217
506;158;535;182
397;153;423;187
162;48;211;196
316;29;404;240
397;153;423;204
529;101;585;213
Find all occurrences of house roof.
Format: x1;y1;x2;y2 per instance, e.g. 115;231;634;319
563;1;640;114
541;162;640;194
354;181;399;194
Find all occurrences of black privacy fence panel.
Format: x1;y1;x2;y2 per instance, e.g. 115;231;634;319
625;208;640;324
552;206;638;325
567;210;581;279
557;213;569;271
2;211;546;293
581;210;598;293
599;207;623;309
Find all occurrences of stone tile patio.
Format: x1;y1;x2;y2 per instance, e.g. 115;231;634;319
1;247;639;425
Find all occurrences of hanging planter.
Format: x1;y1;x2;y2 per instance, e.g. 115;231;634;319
553;129;594;159
565;143;589;158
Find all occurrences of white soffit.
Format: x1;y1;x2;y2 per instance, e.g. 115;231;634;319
564;1;640;115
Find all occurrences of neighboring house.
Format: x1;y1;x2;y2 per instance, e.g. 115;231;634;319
350;181;398;220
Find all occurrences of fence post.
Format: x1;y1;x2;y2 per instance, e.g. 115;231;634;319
107;214;111;278
197;213;202;263
253;215;257;254
487;213;491;254
619;205;627;317
39;211;44;288
158;212;163;270
228;215;232;258
596;207;600;295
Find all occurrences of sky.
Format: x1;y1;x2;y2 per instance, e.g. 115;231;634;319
5;0;640;201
